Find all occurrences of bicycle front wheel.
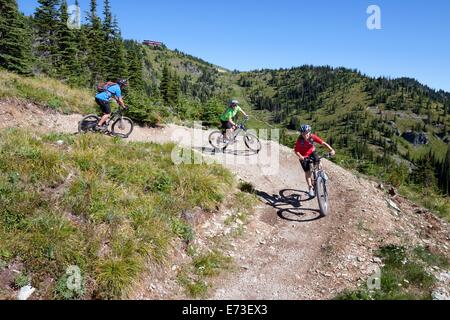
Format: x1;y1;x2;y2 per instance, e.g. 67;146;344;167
78;114;100;134
244;133;262;153
316;174;329;217
111;117;134;138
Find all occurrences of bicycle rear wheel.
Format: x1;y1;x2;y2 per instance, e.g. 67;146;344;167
111;117;134;138
209;131;229;151
78;115;100;134
316;174;329;216
244;133;262;153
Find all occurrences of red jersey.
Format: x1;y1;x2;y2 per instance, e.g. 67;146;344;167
294;134;324;157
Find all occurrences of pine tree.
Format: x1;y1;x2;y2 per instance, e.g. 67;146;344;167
101;0;115;79
105;15;127;81
86;0;105;84
438;146;450;195
102;0;113;38
34;0;60;76
160;64;170;104
126;40;144;91
167;71;180;107
0;0;33;75
56;0;78;81
68;0;90;86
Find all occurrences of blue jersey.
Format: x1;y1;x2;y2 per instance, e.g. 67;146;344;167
95;84;122;101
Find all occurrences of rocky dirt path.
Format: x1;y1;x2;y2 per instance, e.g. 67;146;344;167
1;100;449;300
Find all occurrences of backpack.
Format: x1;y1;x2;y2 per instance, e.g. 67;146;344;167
97;81;116;94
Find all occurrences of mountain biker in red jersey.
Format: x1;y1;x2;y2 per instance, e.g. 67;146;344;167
294;124;336;198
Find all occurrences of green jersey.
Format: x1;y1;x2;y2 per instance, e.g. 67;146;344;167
220;106;242;122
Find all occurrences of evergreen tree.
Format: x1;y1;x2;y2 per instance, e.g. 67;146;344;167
438;146;450;195
56;0;78;81
34;0;60;76
126;40;144;91
101;0;115;79
104;15;127;81
74;24;92;86
160;64;180;106
0;0;33;75
86;0;105;84
102;0;113;38
167;71;180;107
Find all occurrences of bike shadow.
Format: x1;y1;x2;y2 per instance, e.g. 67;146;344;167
195;146;259;157
256;189;323;223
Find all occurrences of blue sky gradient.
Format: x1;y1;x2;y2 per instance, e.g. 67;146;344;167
18;0;450;92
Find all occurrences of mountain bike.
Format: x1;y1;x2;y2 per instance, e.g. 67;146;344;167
306;153;332;217
78;107;134;138
209;118;262;153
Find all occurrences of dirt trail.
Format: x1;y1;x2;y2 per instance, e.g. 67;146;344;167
1;100;449;300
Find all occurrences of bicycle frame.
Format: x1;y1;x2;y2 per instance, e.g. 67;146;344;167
304;155;329;190
227;119;248;140
107;108;124;125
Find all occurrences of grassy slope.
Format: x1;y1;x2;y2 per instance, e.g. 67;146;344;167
0;128;246;299
0;70;95;115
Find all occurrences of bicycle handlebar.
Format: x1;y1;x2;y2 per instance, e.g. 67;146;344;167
304;153;333;162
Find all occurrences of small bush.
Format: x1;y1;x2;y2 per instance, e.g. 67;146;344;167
54;272;86;300
14;273;30;288
239;181;256;194
193;250;232;277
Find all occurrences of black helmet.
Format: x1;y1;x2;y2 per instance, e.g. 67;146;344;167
117;79;128;87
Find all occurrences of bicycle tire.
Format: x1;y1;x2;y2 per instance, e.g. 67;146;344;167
111;117;134;138
209;131;229;151
316;174;329;217
244;133;262;153
78;114;100;134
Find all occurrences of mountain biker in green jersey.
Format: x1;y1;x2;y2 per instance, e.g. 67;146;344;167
220;99;249;143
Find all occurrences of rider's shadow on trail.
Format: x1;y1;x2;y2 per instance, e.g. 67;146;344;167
256;189;323;223
195;146;258;157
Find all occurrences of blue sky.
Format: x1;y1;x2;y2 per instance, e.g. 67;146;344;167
18;0;450;92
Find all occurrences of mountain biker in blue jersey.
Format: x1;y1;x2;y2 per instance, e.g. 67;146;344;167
95;79;129;131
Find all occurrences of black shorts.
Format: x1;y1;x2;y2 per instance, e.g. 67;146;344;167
300;151;320;172
95;98;111;115
221;120;233;132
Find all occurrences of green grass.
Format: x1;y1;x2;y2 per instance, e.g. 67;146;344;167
178;250;232;298
0;70;95;115
14;273;31;288
398;184;450;221
336;245;449;300
177;191;256;298
0;128;236;299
